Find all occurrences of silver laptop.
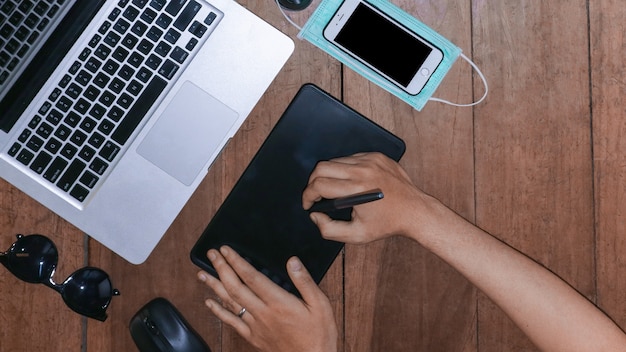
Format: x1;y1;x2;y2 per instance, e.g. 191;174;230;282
0;0;293;264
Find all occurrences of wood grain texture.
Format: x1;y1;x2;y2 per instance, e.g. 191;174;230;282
472;0;594;350
1;0;624;351
591;0;626;331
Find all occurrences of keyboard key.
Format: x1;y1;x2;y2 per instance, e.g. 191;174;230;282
111;76;166;145
80;171;99;188
170;46;188;64
55;96;72;112
66;83;83;99
44;137;62;154
70;184;90;202
204;12;217;26
123;6;140;21
189;21;207;38
137;39;153;54
94;44;111;60
140;8;157;24
112;46;130;62
145;54;161;69
99;90;116;106
18;129;31;142
64;112;81;127
185;38;198;51
75;98;92;113
149;0;166;11
84;86;101;100
28;115;42;128
80;117;97;133
93;72;110;88
146;25;162;41
117;93;134;108
97;119;115;135
35;122;54;139
131;21;148;36
57;159;86;192
54;124;72;141
99;141;120;161
32;153;52;178
26;135;44;152
164;28;180;44
165;0;186;16
43;157;68;183
89;157;108;175
60;143;78;159
132;0;149;9
75;70;92;86
70;130;88;146
16;149;35;165
78;145;96;162
8;143;21;157
158;59;179;79
155;13;172;29
174;1;200;31
89;103;106;120
88;132;106;148
122;33;139;49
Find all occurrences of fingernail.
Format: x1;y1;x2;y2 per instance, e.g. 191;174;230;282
198;272;207;281
208;250;217;261
288;257;303;272
205;299;213;309
220;246;230;256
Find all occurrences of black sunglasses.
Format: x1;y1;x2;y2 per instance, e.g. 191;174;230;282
0;234;120;321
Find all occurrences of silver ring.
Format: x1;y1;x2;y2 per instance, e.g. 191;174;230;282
237;307;246;318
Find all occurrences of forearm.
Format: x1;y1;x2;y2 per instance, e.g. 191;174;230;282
407;197;626;352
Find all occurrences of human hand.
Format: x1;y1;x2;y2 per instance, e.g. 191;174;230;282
302;152;444;244
197;246;338;352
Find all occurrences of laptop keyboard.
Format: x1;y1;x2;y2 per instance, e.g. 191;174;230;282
0;0;67;86
6;0;221;204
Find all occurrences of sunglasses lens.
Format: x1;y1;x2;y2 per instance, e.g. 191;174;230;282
4;235;58;283
61;267;116;321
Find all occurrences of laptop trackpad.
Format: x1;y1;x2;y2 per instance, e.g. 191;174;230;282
137;81;238;186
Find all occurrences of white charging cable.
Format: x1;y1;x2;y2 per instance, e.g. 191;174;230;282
275;0;303;31
428;52;489;107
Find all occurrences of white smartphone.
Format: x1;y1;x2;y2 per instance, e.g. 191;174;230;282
324;0;444;95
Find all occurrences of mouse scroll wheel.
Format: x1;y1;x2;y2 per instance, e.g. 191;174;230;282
143;317;160;335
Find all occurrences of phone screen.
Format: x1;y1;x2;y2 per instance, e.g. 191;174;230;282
334;3;432;87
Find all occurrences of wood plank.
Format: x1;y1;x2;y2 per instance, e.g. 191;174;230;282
472;1;594;350
0;180;86;351
342;1;476;350
591;0;626;331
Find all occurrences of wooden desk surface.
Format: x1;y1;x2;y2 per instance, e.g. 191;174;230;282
1;1;625;351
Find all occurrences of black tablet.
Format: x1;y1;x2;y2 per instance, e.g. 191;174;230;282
190;84;405;295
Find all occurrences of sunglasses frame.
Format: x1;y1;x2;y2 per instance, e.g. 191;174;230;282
1;234;120;321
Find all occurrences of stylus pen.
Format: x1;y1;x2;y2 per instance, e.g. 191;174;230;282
308;189;384;213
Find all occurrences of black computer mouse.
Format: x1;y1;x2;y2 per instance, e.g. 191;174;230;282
129;298;211;352
277;0;312;11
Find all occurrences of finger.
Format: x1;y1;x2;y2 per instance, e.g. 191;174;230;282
220;246;287;304
208;248;265;311
286;257;326;305
309;212;369;243
197;270;244;314
205;298;251;338
302;177;366;209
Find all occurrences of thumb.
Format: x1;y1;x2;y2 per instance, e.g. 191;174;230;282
287;256;324;304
